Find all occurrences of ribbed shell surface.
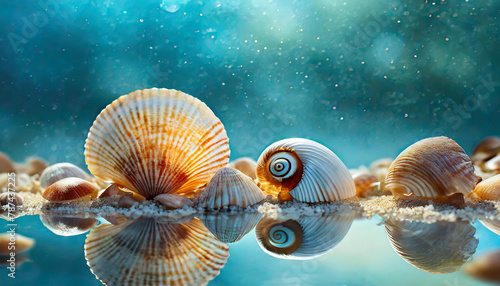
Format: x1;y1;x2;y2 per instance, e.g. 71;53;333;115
84;217;229;286
256;138;355;202
40;162;90;189
84;88;230;199
473;174;500;201
201;212;263;243
385;219;478;274
199;167;265;208
385;137;480;197
255;212;354;260
42;177;99;202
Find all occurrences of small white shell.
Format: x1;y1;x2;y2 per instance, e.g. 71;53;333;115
85;88;230;199
40;162;90;189
84;217;229;286
201;212;263;243
255;212;354;260
385;137;480;198
199;167;265;209
256;138;356;203
385;219;478;274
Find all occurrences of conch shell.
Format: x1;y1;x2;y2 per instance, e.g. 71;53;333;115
385;137;480;197
85;217;229;286
84;88;230;199
256;138;355;203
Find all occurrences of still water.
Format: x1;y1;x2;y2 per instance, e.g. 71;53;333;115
1;210;500;286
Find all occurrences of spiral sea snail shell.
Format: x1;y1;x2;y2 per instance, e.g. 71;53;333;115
384;136;481;198
84;88;230;199
256;138;356;203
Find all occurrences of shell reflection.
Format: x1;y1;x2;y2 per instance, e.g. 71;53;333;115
201;212;263;243
385;219;478;274
40;211;98;236
85;217;229;286
255;212;354;260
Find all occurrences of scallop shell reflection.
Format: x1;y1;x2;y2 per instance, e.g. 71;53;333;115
85;217;229;286
385;219;478;274
255;212;354;260
256;138;356;203
201;212;262;243
84;88;230;199
385;137;480;198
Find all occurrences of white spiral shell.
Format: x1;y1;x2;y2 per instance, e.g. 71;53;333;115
255;212;354;260
84;88;230;199
256;138;356;202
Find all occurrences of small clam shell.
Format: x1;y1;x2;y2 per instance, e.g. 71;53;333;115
256;138;356;203
472;136;500;165
84;217;229;286
20;157;48;176
352;172;379;198
201;212;263;243
42;177;99;202
117;195;137;208
0;233;34;254
228;157;257;180
385;137;480;197
255;212;354;260
385;219;478;274
0;192;24;207
155;193;193;209
199;167;265;209
40;211;98;236
84;88;230;199
471;174;500;201
0;152;15;173
465;250;500;284
40;162;90;189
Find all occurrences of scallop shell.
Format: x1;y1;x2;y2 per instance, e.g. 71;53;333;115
199;167;265;209
465;250;500;284
42;177;99;202
479;219;500;236
256;138;355;203
385;137;480;197
471;174;500;201
201;212;263;243
84;88;230;199
471;136;500;165
40;162;91;189
255;212;354;260
40;211;98;236
84;217;229;286
385;219;478;274
228;157;257;180
0;233;35;254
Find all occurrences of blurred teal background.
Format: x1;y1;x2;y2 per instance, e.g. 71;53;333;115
0;0;499;170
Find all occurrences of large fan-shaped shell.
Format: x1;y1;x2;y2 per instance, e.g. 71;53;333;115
255;212;354;260
201;212;263;243
385;219;478;274
84;88;230;199
199;167;265;209
256;138;355;203
85;217;229;286
385;137;480;197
